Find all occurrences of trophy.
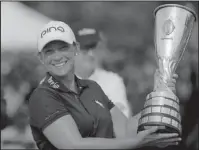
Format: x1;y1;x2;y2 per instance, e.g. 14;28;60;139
137;4;197;135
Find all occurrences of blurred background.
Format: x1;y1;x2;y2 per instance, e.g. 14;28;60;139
1;1;198;149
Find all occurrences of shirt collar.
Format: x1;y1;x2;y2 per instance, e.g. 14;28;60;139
41;72;88;93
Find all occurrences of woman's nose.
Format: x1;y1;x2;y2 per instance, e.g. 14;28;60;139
53;52;63;61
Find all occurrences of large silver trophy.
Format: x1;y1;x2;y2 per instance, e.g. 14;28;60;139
138;4;196;135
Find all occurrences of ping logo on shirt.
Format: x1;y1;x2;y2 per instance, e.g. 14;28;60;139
95;100;104;108
41;26;65;38
48;76;60;89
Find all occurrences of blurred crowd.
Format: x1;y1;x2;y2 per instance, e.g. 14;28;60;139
1;1;198;149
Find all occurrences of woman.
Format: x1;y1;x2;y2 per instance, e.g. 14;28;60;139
28;21;180;149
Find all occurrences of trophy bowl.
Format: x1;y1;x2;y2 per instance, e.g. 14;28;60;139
137;4;197;135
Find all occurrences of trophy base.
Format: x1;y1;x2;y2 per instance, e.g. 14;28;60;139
137;123;181;135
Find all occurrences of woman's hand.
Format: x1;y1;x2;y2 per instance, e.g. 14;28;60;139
135;127;181;148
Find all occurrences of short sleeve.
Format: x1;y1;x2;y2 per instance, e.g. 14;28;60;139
28;88;69;131
92;81;115;110
103;93;115;110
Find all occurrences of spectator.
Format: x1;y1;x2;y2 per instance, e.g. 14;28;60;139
75;27;132;118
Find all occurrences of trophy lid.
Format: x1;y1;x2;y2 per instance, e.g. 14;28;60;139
154;4;197;21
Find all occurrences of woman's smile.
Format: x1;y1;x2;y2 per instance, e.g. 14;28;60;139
52;60;68;68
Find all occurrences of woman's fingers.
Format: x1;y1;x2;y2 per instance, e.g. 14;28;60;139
171;79;176;83
155;133;178;139
173;74;178;79
148;133;179;141
146;137;181;147
156;137;181;143
148;142;179;147
139;127;159;136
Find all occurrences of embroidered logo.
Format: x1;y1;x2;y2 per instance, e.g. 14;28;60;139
95;100;104;108
48;76;60;89
162;19;175;35
41;26;65;38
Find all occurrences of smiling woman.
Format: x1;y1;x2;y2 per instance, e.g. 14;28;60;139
38;40;77;77
37;21;78;79
28;21;181;150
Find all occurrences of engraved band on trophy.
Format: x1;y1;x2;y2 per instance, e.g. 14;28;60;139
137;4;197;135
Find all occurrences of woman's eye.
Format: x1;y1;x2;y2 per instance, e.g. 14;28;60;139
60;46;70;52
45;49;53;55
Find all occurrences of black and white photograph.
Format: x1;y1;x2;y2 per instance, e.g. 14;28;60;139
1;1;198;150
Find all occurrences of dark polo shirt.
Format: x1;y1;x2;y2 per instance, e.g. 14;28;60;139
28;72;115;150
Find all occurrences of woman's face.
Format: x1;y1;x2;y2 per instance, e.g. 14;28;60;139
39;41;77;77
